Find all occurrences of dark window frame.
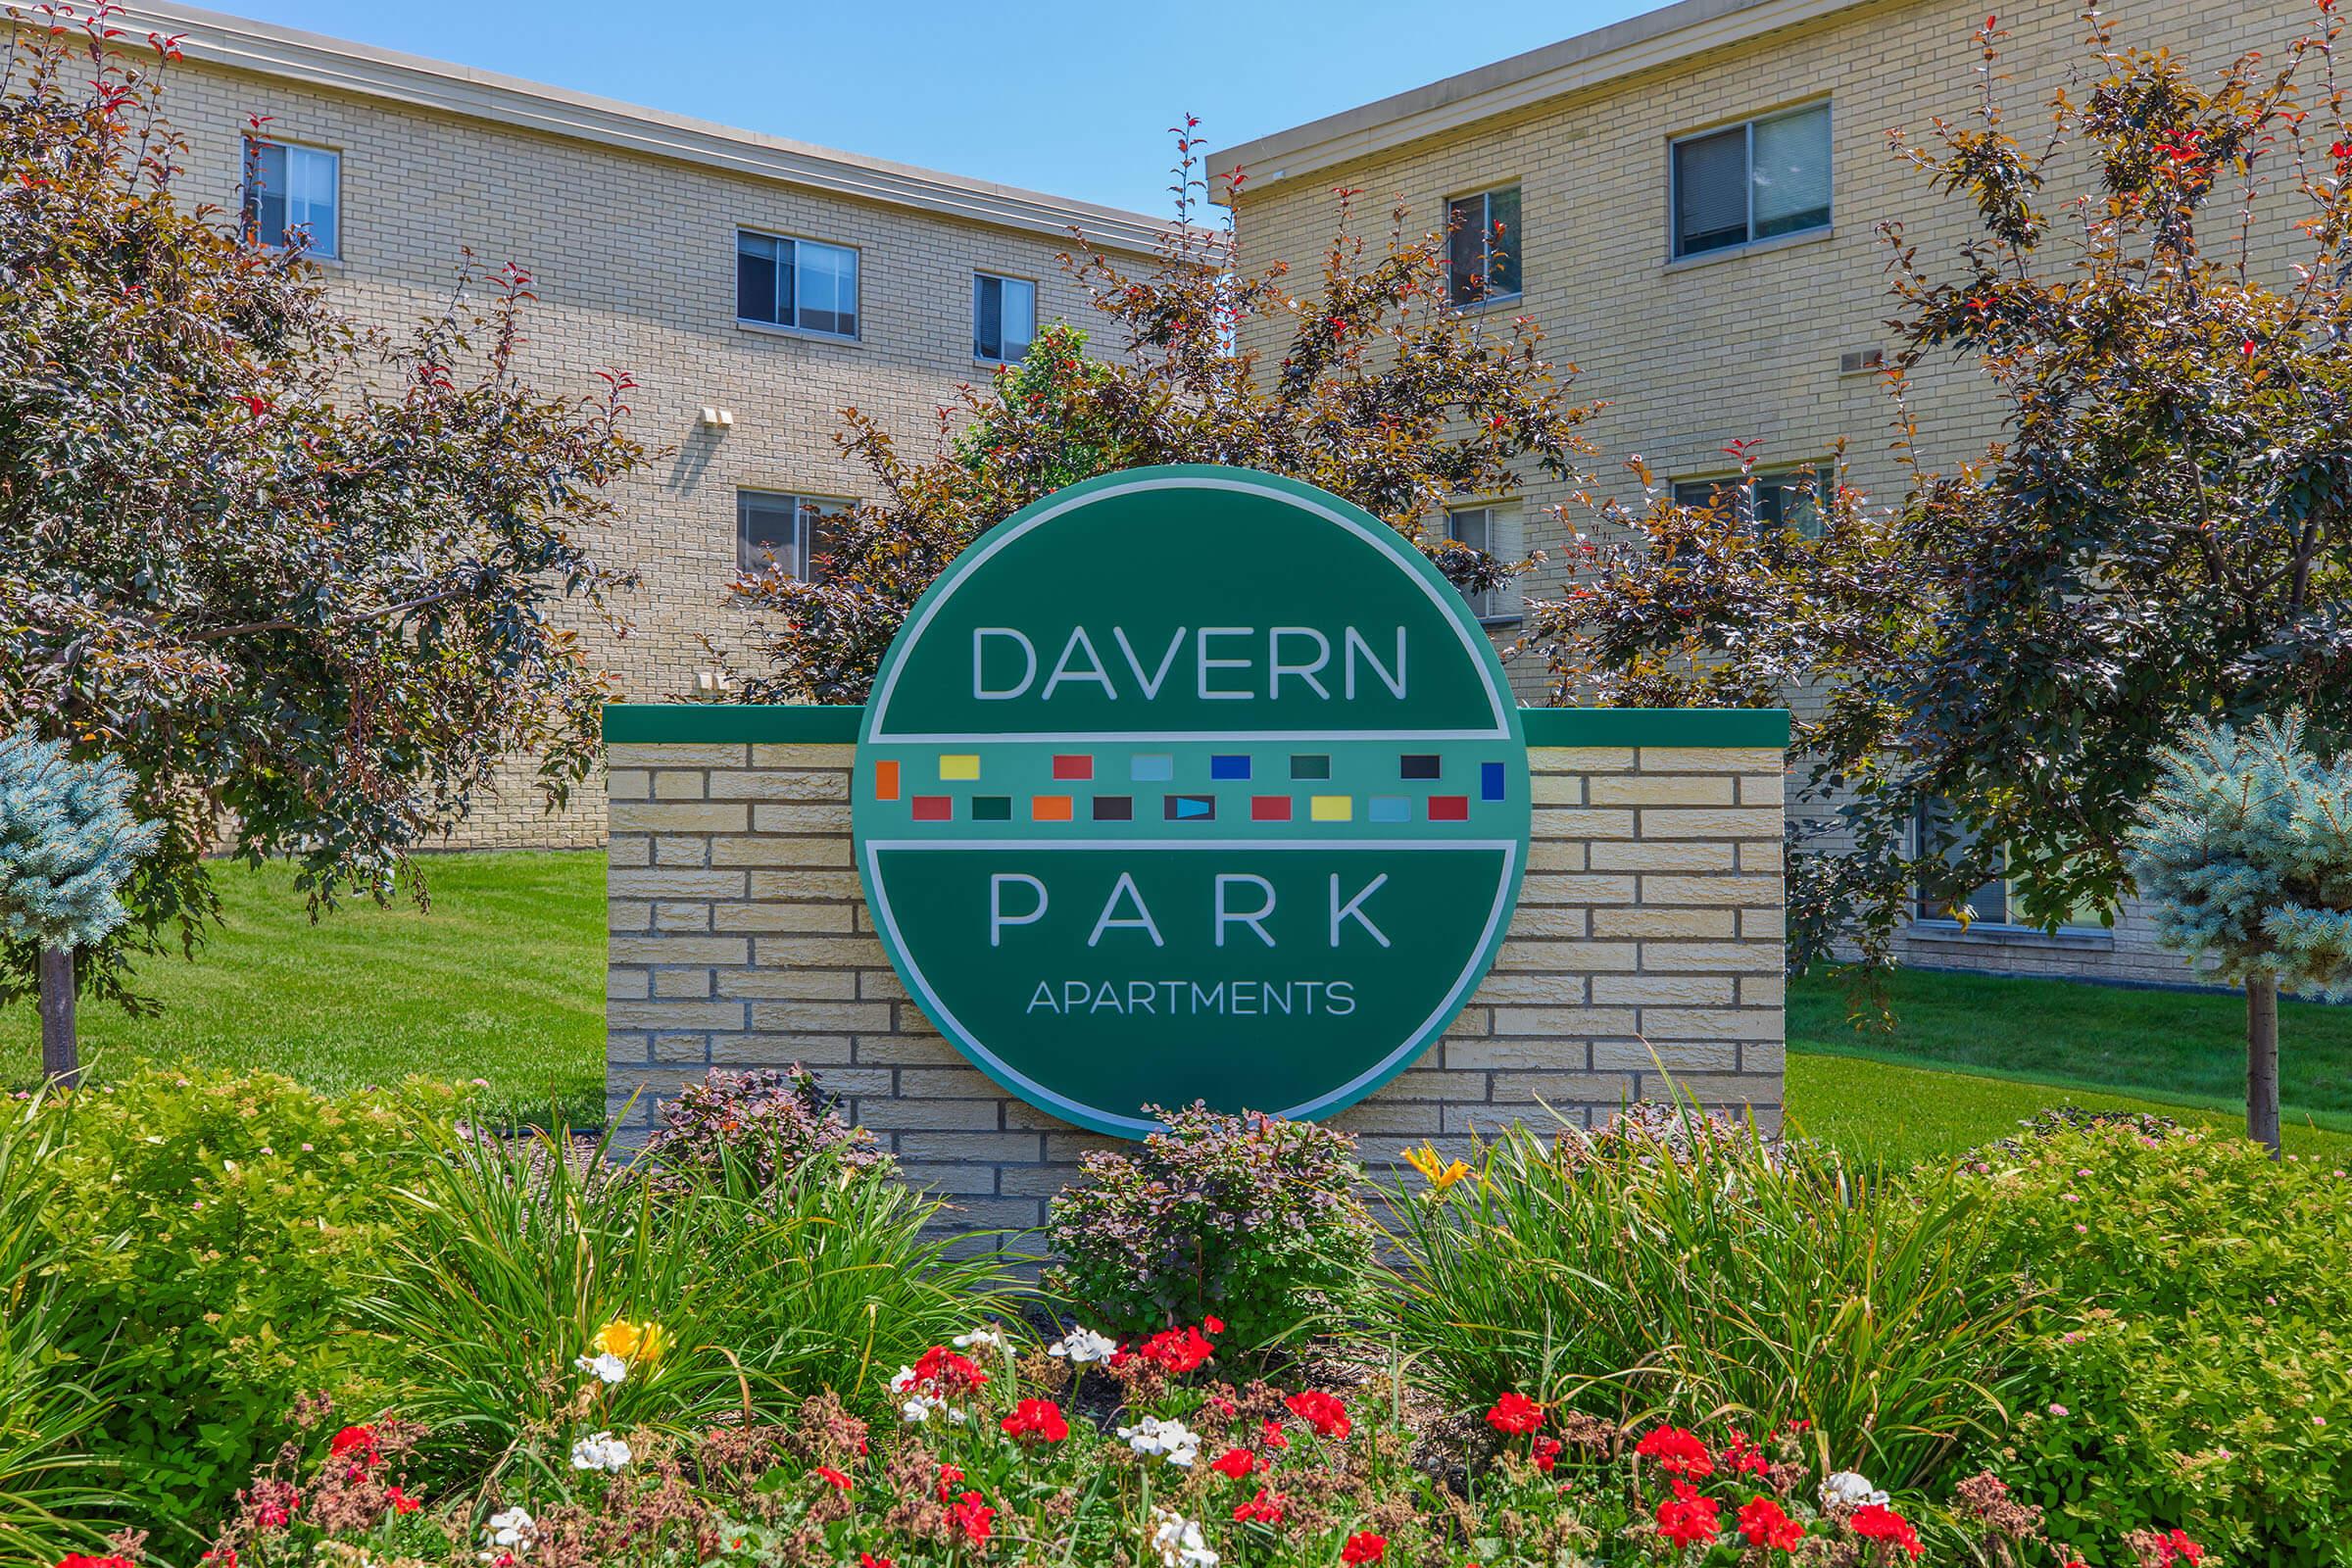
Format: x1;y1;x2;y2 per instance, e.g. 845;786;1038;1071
1446;184;1523;308
735;489;852;577
972;270;1037;364
1671;465;1826;538
735;227;861;340
241;135;342;260
1669;100;1832;260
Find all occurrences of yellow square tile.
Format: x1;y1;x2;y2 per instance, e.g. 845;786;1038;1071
1309;795;1352;822
939;754;980;781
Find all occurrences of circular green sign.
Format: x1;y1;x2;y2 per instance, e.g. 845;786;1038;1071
853;466;1530;1137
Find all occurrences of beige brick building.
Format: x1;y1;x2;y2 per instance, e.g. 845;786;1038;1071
116;2;1167;848
1207;0;2314;989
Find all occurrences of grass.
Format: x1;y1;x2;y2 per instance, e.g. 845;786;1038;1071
0;851;607;1127
7;848;2347;1164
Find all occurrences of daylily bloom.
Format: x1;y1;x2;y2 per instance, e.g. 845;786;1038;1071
591;1318;666;1364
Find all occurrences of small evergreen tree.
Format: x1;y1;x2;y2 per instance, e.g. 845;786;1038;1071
0;729;159;1084
2125;711;2352;1155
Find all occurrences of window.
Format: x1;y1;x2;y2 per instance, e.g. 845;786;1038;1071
1446;185;1522;307
1672;101;1831;258
736;230;859;338
242;138;340;259
1446;504;1521;623
1911;800;2102;929
973;272;1036;363
1672;466;1823;537
736;490;847;576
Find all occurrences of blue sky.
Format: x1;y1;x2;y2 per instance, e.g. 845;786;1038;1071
216;0;1655;217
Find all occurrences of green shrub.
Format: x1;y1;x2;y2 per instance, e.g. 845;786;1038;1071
33;1067;459;1539
1383;1105;2024;1491
363;1120;1020;1492
1964;1125;2352;1564
1045;1103;1373;1351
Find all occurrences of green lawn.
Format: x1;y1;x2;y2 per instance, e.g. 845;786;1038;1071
0;850;608;1126
7;850;2346;1163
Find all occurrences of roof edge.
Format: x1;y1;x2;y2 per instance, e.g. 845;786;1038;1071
111;1;1175;252
1203;0;1867;202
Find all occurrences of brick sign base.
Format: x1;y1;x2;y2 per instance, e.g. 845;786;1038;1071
605;705;1788;1233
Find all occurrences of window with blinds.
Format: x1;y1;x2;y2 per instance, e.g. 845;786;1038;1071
736;491;849;577
1446;504;1522;622
737;230;860;338
1446;185;1522;307
973;272;1036;363
242;139;340;259
1672;466;1825;538
1671;102;1831;258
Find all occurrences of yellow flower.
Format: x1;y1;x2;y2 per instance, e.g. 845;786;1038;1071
1401;1143;1470;1192
593;1318;667;1365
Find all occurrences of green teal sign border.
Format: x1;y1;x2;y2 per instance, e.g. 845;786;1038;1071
603;704;1791;749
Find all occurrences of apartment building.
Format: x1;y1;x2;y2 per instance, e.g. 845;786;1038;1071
1206;0;2313;987
115;3;1167;847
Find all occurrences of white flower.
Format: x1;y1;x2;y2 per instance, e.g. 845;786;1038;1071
1151;1506;1220;1568
1821;1471;1888;1509
1118;1415;1202;1467
954;1323;1010;1352
574;1351;628;1385
1048;1326;1118;1364
569;1431;632;1472
888;1364;919;1396
902;1393;946;1424
484;1506;537;1548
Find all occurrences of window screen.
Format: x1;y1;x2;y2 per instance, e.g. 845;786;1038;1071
973;273;1036;362
1672;102;1831;257
736;231;858;338
243;140;340;259
1446;186;1522;306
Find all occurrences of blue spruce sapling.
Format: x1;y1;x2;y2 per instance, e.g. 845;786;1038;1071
0;730;161;1085
2125;711;2352;1154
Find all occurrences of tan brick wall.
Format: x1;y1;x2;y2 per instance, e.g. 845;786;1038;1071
607;738;1786;1236
137;35;1160;851
1219;0;2309;989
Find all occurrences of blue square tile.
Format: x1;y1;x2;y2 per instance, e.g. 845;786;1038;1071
1481;760;1506;802
1209;754;1251;780
1369;795;1410;823
1131;754;1175;782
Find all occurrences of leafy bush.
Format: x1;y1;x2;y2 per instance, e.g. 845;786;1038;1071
1964;1125;2352;1563
363;1120;1018;1490
1045;1103;1373;1350
33;1068;460;1538
1383;1105;2023;1491
639;1065;883;1193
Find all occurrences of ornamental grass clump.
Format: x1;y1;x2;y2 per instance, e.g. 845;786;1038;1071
1046;1103;1374;1352
1381;1101;2024;1492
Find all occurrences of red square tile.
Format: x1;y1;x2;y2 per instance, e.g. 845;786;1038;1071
1052;755;1094;781
1427;795;1469;821
911;795;953;821
1250;795;1293;821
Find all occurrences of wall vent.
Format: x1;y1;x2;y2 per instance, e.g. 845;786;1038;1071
1839;347;1886;375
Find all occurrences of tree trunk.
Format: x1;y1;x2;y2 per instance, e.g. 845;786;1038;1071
2246;969;2281;1159
37;945;76;1089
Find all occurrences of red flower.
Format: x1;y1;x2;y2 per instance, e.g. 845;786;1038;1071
1261;1418;1290;1449
909;1345;989;1395
1135;1325;1217;1373
1635;1426;1716;1479
935;1462;963;1502
1532;1436;1564;1473
58;1558;138;1568
948;1490;995;1545
1000;1398;1069;1444
1850;1504;1924;1559
2146;1531;2205;1568
1486;1392;1543;1435
1657;1479;1722;1549
1210;1446;1257;1479
1725;1431;1770;1477
385;1485;421;1515
1284;1389;1351;1441
1233;1487;1288;1525
1739;1494;1805;1551
1341;1531;1388;1564
812;1464;853;1491
860;1557;894;1568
